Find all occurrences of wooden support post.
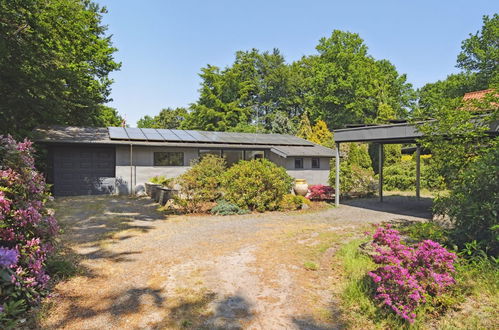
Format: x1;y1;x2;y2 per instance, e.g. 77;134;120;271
416;144;421;200
335;142;340;207
379;143;383;202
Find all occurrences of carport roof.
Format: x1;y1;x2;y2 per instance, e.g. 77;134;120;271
333;122;424;144
334;119;499;144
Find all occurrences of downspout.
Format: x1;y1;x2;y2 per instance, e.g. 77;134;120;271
130;143;134;196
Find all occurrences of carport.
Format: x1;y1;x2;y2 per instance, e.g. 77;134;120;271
332;122;425;206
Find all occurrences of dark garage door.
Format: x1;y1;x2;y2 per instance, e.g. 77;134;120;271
52;146;116;196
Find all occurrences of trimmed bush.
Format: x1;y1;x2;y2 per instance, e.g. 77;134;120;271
279;194;303;211
175;155;226;213
222;159;293;212
210;200;248;215
0;136;59;327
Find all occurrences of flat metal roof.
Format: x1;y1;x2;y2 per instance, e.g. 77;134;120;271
334;122;424;144
334;119;499;144
34;126;336;157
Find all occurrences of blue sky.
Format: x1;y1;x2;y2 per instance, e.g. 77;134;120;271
96;0;498;126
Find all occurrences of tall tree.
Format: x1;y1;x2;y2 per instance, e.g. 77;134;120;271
457;14;499;88
0;0;121;138
417;14;498;117
137;107;187;129
306;30;414;128
181;49;300;132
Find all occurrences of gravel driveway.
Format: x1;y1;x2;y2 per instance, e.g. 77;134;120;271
41;195;432;329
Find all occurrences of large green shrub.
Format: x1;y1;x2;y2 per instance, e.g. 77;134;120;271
175;155;226;213
434;142;498;254
331;143;376;196
222;159;293;212
383;154;445;191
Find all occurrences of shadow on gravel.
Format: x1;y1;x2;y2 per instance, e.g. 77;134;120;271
53;195;165;245
46;286;165;329
342;195;433;219
150;293;254;329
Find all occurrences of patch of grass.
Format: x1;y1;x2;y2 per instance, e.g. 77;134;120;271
46;257;78;279
303;261;319;271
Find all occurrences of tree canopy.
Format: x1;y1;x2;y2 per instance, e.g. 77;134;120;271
0;0;122;138
166;31;415;133
137;107;187;129
416;14;498;117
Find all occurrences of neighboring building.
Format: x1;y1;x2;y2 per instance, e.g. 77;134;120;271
462;89;498;111
35;126;336;196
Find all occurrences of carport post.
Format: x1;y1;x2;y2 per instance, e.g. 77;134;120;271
416;144;421;200
379;143;384;202
335;142;340;207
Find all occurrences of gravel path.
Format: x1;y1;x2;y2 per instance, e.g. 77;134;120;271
42;195;432;329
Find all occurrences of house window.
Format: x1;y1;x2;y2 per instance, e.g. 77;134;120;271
294;158;304;169
222;150;244;166
244;150;265;160
312;158;320;169
154;152;184;166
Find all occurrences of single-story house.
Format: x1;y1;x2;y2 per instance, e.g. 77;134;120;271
35;126;336;196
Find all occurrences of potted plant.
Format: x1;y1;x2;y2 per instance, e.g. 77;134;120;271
147;176;173;202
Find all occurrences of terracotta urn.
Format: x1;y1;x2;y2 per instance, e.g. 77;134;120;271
294;179;309;196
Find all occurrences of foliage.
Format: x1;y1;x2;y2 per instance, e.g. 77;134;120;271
181;49;300;132
148;176;173;188
137;107;188;129
95;105;125;127
367;225;457;323
457;14;499;88
172;31;414;133
306;185;334;201
332;143;376;196
209;200;248;216
222;159;293;212
433;141;498;255
0;0;121;138
278;194;303;211
0;136;59;326
296;112;313;140
399;221;450;246
175;155;226;213
383;153;445;191
308;31;414;128
416;14;498;117
337;235;498;329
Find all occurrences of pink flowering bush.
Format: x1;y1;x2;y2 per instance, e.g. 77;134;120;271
368;224;456;323
0;136;59;324
306;184;334;200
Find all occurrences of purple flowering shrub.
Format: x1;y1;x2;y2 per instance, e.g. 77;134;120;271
368;224;456;323
0;136;59;322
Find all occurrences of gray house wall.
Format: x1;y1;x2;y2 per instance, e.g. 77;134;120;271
268;153;331;186
115;145;332;194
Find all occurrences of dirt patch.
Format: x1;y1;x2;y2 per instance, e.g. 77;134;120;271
41;195;432;329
